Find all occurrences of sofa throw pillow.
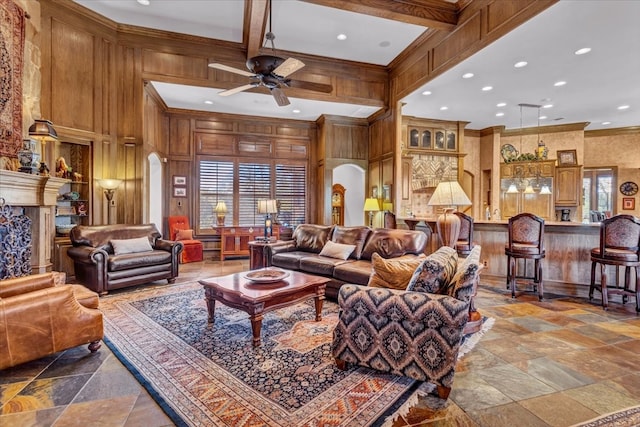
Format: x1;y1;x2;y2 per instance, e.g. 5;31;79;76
445;245;482;301
111;237;153;255
367;253;425;290
319;240;356;260
175;229;193;240
406;246;458;294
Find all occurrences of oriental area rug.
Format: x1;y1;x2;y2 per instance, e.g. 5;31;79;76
571;405;640;427
100;282;492;427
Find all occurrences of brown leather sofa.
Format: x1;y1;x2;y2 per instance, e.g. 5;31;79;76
68;224;183;295
0;272;103;370
267;224;428;299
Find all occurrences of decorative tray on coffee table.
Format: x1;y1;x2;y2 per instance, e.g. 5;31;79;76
243;269;290;283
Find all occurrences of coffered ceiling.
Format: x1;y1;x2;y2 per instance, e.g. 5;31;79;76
73;0;640;131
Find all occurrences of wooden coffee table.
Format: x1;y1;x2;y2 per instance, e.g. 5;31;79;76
198;269;329;346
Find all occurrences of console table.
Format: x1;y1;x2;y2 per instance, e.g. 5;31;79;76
212;225;280;261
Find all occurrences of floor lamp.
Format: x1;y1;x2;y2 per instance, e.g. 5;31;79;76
97;178;123;224
364;198;381;228
428;181;471;248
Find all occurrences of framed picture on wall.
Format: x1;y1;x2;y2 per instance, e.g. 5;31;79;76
372;186;378;198
622;197;635;210
173;187;187;197
173;175;187;186
557;150;577;166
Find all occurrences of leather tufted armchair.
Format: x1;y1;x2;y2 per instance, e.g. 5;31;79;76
0;272;103;370
68;224;183;295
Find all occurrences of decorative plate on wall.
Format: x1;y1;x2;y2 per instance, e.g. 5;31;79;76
500;144;519;162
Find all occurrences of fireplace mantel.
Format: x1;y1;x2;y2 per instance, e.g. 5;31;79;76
0;169;69;206
0;169;70;273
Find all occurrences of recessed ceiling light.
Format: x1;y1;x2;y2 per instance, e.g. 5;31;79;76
292;109;301;114
421;90;432;96
542;104;553;108
440;106;448;111
617;105;630;110
379;41;391;48
496;112;504;117
496;102;506;107
539;115;547;120
337;34;347;41
204;100;213;105
514;61;528;68
482;86;493;91
462;73;474;79
137;0;150;5
602;121;612;125
575;47;591;55
554;81;567;86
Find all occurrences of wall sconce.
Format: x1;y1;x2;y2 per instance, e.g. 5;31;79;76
28;119;58;175
427;180;471;248
214;201;227;226
257;199;278;240
363;198;381;228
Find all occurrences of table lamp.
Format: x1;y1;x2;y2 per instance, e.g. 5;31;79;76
214;201;227;226
257;199;278;240
364;198;381;228
428;180;471;248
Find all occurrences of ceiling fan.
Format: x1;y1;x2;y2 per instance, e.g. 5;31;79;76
208;0;332;106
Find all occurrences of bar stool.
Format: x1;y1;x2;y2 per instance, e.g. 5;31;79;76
454;211;474;257
505;213;545;300
589;214;640;312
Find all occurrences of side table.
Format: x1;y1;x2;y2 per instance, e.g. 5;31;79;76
249;240;282;269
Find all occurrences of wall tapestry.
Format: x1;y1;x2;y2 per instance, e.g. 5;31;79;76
0;0;25;157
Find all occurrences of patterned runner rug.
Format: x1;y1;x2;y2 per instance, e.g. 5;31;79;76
571;405;640;427
101;282;491;427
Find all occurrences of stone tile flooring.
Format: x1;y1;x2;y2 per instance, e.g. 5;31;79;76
1;259;639;426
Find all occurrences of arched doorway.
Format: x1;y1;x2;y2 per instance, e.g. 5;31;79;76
333;164;365;226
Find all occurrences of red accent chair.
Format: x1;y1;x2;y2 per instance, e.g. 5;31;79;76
168;216;203;263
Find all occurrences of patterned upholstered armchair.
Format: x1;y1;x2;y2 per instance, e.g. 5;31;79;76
332;245;482;400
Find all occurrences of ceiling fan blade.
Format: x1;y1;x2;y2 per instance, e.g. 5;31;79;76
270;87;290;106
208;63;255;77
287;79;333;94
273;57;305;78
219;83;259;97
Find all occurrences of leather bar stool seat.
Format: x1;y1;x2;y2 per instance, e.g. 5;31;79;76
505;212;545;300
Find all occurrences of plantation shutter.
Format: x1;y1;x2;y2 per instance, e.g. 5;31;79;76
199;160;234;229
275;163;306;226
238;162;271;226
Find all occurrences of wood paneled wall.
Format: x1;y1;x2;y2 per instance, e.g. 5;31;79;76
36;0;558;228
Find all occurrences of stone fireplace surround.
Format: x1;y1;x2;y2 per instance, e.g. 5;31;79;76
0;169;69;274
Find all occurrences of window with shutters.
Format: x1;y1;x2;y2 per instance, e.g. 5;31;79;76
198;158;307;230
276;163;306;227
199;160;234;228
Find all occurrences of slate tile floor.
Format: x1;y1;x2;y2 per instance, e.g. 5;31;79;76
1;259;639;426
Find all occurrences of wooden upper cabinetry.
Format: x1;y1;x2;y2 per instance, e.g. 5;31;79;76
555;165;582;207
406;126;457;152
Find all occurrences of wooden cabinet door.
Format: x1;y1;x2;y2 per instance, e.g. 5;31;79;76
555;166;582;206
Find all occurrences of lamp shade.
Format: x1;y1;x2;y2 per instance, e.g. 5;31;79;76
382;201;393;212
257;199;278;214
363;198;381;212
28;119;58;142
97;178;122;190
214;201;227;213
427;181;471;207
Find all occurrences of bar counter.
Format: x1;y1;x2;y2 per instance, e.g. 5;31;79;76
399;217;600;287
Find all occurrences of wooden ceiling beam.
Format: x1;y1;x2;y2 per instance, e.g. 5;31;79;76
244;0;269;59
299;0;458;31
